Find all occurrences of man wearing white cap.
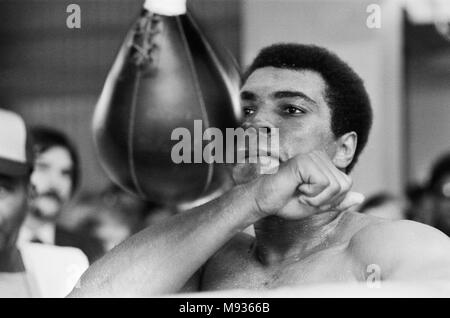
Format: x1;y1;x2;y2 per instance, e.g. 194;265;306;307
0;108;88;297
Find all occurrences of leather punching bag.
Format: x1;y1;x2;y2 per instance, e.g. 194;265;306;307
93;0;241;205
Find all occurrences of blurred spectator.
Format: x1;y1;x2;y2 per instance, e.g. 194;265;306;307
67;184;175;257
0;109;87;297
405;183;432;224
18;127;102;263
404;153;450;236
93;184;149;252
426;153;450;236
360;192;407;220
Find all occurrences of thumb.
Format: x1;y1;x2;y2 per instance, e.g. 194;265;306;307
335;192;365;212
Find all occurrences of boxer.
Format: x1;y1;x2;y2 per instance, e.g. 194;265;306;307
70;44;450;297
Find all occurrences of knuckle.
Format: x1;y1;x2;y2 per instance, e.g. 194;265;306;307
333;183;342;194
320;181;330;191
347;177;353;187
328;175;340;189
319;176;330;188
341;181;351;192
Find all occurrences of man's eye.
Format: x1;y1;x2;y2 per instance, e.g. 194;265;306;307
283;105;305;115
243;107;255;116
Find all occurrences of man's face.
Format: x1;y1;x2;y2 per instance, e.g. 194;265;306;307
30;146;73;221
0;174;28;250
232;67;337;184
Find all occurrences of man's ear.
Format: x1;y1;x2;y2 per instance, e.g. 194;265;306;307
333;131;357;170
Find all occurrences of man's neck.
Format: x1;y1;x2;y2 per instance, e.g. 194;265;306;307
254;210;346;265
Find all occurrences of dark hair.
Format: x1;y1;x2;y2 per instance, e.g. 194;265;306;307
428;152;450;193
30;126;80;195
243;43;373;172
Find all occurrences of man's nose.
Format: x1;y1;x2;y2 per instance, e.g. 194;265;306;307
241;111;276;134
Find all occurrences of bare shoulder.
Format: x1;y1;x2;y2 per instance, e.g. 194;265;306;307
348;215;450;279
350;217;450;253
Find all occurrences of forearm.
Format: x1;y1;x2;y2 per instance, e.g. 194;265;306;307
68;184;259;297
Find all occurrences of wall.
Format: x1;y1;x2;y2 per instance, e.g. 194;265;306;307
405;23;450;184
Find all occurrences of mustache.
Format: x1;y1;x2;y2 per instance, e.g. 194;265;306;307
35;190;63;204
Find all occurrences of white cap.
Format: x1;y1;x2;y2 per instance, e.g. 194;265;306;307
0;108;32;176
144;0;187;16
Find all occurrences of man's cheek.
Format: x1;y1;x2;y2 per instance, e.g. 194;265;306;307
31;174;48;194
59;178;73;200
282;136;315;160
285;132;333;159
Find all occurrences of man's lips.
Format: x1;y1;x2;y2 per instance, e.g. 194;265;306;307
232;147;281;175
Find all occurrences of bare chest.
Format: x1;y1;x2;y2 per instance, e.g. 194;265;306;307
202;244;362;291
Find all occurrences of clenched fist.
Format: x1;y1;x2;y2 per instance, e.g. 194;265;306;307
244;150;364;220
